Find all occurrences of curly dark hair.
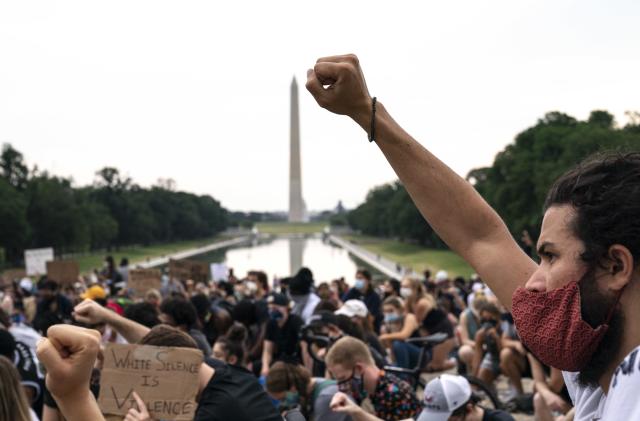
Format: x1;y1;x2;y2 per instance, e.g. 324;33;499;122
160;297;198;330
544;151;640;268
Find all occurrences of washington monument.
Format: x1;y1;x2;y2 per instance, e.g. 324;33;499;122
289;77;307;222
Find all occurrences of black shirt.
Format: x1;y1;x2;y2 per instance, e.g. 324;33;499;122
265;314;304;363
195;358;281;421
14;340;44;417
342;288;383;332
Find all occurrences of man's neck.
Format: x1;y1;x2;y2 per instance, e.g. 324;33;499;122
363;366;380;395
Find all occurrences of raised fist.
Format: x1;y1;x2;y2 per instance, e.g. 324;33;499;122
37;324;101;399
306;54;372;124
73;298;113;325
330;392;361;415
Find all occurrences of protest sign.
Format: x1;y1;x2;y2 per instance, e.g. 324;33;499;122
128;269;162;297
46;260;79;285
0;269;27;285
25;247;54;276
210;263;228;282
169;259;209;284
98;343;203;420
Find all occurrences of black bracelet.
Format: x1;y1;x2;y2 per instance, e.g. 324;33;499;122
368;97;377;143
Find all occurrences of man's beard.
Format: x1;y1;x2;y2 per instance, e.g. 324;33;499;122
577;268;625;387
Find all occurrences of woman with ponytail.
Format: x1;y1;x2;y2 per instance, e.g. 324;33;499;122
212;322;248;367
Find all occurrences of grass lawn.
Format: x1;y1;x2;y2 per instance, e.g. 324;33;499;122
255;221;328;235
73;236;227;273
343;234;474;278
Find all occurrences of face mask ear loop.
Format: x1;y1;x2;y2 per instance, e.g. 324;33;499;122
605;286;625;325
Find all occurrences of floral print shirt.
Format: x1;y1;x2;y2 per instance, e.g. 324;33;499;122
371;370;421;421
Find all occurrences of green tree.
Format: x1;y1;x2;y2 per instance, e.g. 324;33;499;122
0;178;29;261
1;143;29;190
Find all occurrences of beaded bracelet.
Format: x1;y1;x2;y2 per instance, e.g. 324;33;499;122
368;97;377;142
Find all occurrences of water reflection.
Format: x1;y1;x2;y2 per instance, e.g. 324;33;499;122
193;236;374;283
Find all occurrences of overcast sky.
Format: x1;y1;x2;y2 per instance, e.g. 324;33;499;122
1;1;639;212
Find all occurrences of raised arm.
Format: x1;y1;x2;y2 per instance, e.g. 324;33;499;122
73;299;150;343
305;55;538;309
37;325;106;421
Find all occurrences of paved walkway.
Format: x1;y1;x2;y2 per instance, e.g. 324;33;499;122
328;235;418;279
133;236;250;269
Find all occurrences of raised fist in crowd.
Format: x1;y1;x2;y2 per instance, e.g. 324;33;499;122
37;324;101;399
306;54;372;124
73;298;113;325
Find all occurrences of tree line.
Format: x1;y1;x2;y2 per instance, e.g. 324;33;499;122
0;145;228;266
347;110;640;247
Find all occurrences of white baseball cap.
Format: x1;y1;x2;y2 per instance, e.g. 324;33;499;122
19;278;33;292
435;270;449;283
416;374;471;421
335;299;368;318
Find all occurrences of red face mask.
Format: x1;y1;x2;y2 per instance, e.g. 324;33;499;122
512;280;618;372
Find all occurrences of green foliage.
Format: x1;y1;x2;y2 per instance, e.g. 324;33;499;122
348;181;443;247
1;143;29;190
0;178;29;261
470;110;640;238
0;147;229;265
350;110;640;246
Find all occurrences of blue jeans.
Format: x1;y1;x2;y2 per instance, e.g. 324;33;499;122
392;340;421;369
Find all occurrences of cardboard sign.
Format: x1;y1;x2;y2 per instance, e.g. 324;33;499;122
169;259;209;284
25;247;54;276
129;269;162;297
210;263;228;282
98;343;203;420
46;260;79;285
1;269;27;283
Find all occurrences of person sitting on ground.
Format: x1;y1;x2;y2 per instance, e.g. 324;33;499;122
212;322;248;367
341;269;382;333
456;295;487;374
306;311;386;370
434;271;466;319
145;288;162;309
290;267;322;325
330;373;515;421
378;296;422;369
399;277;456;370
325;336;420;421
499;309;530;398
471;301;503;389
32;279;73;336
191;293;233;346
67;303;283;421
381;278;401;300
266;361;353;421
260;293;305;377
159;296;212;356
335;299;385;359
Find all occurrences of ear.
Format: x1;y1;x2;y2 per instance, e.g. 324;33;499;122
604;244;634;291
229;355;237;365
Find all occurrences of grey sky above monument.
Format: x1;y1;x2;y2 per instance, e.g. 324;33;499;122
1;1;639;212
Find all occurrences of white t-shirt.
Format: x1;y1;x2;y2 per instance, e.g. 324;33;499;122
563;345;640;420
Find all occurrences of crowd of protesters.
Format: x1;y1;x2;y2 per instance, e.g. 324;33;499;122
0;257;571;421
3;51;640;421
